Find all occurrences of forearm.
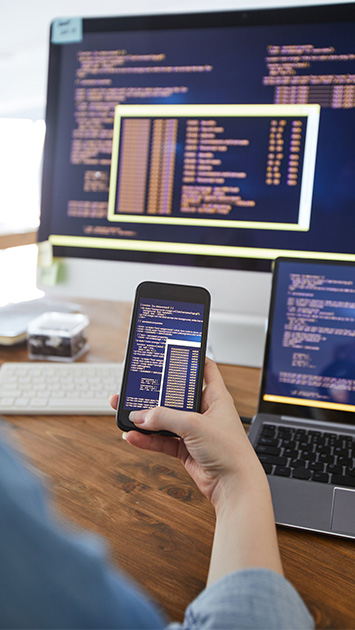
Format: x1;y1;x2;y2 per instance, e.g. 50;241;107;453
207;469;283;587
180;476;313;630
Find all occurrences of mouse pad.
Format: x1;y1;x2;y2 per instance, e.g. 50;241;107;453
331;488;355;536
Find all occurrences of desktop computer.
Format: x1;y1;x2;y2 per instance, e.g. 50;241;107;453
38;3;355;366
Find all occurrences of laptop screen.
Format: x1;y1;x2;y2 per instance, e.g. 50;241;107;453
259;258;355;425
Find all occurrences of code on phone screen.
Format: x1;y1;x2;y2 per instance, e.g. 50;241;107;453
124;298;204;411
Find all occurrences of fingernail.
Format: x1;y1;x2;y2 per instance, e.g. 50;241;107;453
122;432;128;441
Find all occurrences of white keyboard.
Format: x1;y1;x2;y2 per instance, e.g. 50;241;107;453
0;362;123;415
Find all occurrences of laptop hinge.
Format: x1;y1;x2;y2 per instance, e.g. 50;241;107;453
280;415;355;433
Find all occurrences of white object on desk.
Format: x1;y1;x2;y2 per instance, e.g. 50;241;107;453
208;311;267;367
0;362;123;415
0;298;81;345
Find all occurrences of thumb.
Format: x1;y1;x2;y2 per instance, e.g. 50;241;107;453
130;406;199;438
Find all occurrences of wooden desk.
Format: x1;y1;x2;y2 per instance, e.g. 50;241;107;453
0;227;37;249
1;298;354;628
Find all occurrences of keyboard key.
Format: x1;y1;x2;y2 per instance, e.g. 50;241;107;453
283;448;298;459
258;437;279;447
29;398;48;407
256;445;281;456
292;468;312;480
326;464;342;475
0;389;18;398
281;438;297;448
14;397;30;406
308;462;324;472
290;458;306;468
311;472;329;483
331;474;355;488
277;429;292;438
258;454;287;467
311;436;325;446
274;466;291;477
334;447;348;457
298;437;313;452
0;397;14;405
318;446;331;455
261;424;276;436
260;427;276;438
319;453;334;464
334;438;346;448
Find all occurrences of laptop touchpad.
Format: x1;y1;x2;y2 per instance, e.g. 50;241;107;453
331;488;355;535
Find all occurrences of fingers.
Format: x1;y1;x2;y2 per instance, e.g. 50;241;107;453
123;430;183;459
110;393;119;410
204;357;225;387
203;359;232;399
201;358;234;412
130;405;200;439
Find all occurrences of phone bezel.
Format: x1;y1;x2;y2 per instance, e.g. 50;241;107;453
116;281;210;435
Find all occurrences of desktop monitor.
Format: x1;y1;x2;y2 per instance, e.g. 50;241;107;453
38;3;355;366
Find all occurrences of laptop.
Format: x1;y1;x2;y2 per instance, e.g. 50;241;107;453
248;257;355;539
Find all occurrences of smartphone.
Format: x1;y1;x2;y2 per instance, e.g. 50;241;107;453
116;281;210;434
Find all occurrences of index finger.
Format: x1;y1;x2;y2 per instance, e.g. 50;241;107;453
203;358;232;397
201;358;232;412
110;393;119;410
204;357;226;388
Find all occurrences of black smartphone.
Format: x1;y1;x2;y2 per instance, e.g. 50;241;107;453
116;281;210;434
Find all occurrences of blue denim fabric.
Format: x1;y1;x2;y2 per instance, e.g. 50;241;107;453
168;569;314;629
0;426;313;629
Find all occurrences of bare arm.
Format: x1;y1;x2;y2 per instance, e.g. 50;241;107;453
111;358;282;586
206;459;282;586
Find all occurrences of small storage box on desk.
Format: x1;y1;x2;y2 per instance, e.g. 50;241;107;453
27;312;89;362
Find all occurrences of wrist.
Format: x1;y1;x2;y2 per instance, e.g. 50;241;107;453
211;460;269;516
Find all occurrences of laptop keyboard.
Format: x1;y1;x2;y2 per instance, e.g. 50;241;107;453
255;424;355;487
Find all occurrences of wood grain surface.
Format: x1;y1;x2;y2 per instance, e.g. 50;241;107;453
1;298;355;628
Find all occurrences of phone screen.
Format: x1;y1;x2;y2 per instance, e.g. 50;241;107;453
117;283;210;432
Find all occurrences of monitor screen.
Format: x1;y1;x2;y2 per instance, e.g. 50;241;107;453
39;3;355;274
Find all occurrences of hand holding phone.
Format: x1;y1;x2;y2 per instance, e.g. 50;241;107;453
116;281;210;434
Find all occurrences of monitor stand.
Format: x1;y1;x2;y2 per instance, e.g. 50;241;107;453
37;257;270;368
208;311;267;368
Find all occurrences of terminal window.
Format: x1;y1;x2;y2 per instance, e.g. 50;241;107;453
108;104;319;231
264;261;355;413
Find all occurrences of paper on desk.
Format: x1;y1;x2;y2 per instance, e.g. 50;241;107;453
0;298;81;343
